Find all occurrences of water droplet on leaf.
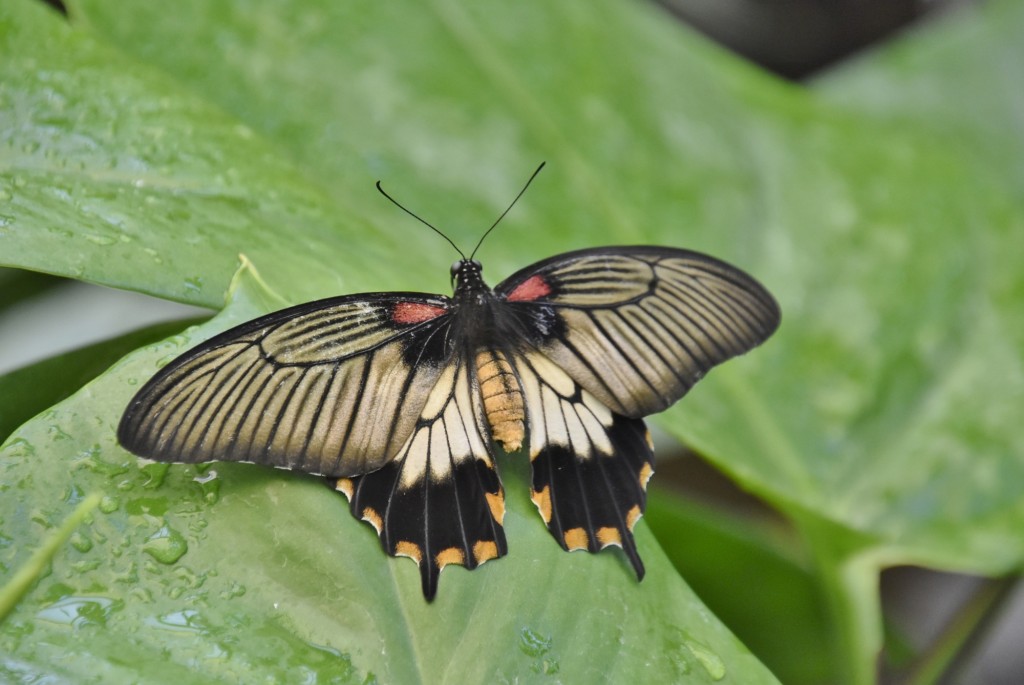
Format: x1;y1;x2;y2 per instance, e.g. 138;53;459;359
69;532;93;553
685;641;725;680
143;524;188;564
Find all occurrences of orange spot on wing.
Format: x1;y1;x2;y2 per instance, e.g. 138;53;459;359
486;492;506;525
596;527;622;547
333;478;354;500
531;486;552;524
361;507;383;533
638;463;654;489
473;540;499;564
563;528;589;551
626;505;643;530
506;275;552;302
395;540;423;563
435;547;466;569
392;301;447;324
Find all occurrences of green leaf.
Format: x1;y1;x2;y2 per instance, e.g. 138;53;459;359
0;1;381;307
3;3;782;682
646;490;832;685
1;260;769;682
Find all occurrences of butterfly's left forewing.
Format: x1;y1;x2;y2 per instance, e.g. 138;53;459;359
119;293;454;477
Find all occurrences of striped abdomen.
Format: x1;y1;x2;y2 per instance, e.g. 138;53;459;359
475;350;525;452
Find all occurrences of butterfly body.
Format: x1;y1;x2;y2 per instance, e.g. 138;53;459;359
120;246;779;600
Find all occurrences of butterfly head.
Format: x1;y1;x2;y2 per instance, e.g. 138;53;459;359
451;258;487;294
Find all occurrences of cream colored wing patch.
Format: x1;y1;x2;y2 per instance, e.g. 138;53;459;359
333;355;507;601
514;352;614;460
515;349;654;579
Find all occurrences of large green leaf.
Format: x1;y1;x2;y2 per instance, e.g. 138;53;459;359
1;1;776;682
2;0;1022;681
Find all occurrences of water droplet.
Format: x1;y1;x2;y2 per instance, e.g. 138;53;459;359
36;596;119;628
114;560;140;586
85;234;117;246
0;188;11;202
184;276;204;293
62;482;86;504
129;587;153;603
219;581;246;600
4;437;35;457
193;469;220;504
47;425;73;441
125;496;169;516
141;462;170;489
83;454;130;478
70;559;101;574
98;496;119;513
143;524;188;564
685;641;725;681
41;582;75;603
69;531;93;553
519;628;551;657
519;627;559;675
146;609;207;634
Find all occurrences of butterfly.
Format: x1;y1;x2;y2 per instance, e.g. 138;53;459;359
118;164;780;600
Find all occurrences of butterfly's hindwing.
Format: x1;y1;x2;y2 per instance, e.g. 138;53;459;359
118;294;454;476
514;351;654;576
497;247;781;418
334;354;507;600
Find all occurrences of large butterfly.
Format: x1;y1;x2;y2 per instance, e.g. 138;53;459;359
119;169;780;600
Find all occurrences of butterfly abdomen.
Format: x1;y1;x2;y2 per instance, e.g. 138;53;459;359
475;350;525;452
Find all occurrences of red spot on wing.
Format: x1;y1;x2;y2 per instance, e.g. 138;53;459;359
505;275;552;302
392;301;447;324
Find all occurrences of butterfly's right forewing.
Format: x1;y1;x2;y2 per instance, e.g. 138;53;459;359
497;247;781;418
118;293;453;477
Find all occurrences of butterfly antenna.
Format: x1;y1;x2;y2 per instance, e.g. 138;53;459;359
469;161;546;260
376;180;466;260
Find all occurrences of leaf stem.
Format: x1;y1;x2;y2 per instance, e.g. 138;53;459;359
0;492;102;622
797;515;881;685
